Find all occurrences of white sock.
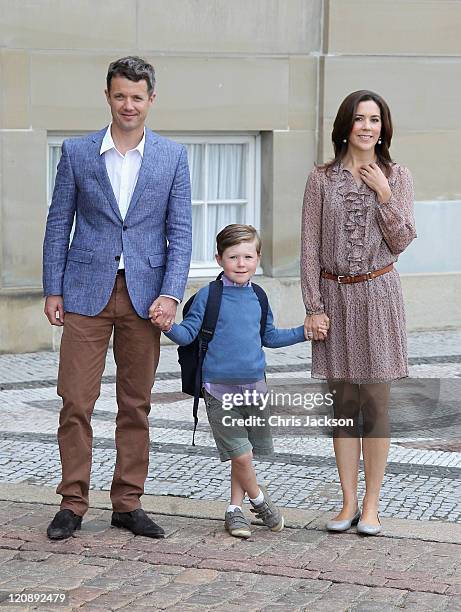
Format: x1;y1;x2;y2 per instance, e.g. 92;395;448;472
249;489;264;505
227;504;242;513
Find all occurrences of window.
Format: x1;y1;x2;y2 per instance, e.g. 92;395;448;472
175;135;261;275
47;133;261;276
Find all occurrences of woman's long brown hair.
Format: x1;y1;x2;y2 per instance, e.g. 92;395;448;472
323;90;394;177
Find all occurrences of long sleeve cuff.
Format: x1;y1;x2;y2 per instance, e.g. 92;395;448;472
305;306;324;316
160;294;180;304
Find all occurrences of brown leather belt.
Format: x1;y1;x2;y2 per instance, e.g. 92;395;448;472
321;264;393;284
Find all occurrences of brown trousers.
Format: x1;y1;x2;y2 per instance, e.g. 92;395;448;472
56;275;160;516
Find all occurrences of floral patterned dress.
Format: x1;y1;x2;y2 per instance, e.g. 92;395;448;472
301;162;417;383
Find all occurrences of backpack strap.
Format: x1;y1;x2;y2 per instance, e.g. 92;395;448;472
251;282;269;341
192;272;224;445
200;272;224;343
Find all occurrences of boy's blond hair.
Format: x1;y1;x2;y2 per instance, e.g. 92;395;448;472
216;224;261;257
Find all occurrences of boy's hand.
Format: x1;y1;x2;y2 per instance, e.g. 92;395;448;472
150;305;163;320
149;304;167;328
149;297;177;331
304;313;330;341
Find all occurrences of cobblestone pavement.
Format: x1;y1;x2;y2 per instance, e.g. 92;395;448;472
0;330;460;524
0;330;460;609
0;499;460;611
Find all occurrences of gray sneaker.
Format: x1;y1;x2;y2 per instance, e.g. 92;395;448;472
250;485;284;532
225;508;252;539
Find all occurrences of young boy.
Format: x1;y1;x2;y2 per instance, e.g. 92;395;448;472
157;225;309;538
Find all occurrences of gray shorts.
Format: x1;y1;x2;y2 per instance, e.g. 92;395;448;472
203;389;274;462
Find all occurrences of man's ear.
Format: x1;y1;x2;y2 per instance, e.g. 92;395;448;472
215;253;223;267
104;88;110;104
149;92;157;105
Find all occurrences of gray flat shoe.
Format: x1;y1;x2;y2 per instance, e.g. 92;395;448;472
326;509;361;532
250;484;284;532
357;514;381;536
225;508;251;539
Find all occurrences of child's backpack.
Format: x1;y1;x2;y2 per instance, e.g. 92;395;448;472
178;271;269;445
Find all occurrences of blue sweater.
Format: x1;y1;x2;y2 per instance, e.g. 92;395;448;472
165;285;306;384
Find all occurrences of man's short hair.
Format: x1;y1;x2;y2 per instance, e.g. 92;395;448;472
106;56;156;95
216;224;262;256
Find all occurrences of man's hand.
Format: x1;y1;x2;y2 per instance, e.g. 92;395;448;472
304;313;330;342
44;296;65;326
149;296;178;331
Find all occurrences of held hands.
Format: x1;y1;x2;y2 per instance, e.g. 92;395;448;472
149;296;177;331
359;162;391;204
44;296;65;326
304;313;330;342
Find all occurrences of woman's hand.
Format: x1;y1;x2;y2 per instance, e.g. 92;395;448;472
359;162;391;203
304;313;330;342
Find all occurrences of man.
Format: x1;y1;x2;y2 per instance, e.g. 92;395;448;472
43;56;192;540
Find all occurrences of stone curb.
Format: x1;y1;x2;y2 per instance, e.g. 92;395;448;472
1;483;460;543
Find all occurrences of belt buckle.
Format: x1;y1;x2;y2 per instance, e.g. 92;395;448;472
366;271;373;281
337;275;345;284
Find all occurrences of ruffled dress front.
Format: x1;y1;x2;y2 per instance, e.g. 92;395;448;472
300;162;417;383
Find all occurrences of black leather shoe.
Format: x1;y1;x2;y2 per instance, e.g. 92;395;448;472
111;508;165;538
47;509;82;540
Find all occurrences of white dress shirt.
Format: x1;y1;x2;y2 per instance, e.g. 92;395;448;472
100;124;179;304
100;124;144;270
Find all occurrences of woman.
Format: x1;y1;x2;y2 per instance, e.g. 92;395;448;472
301;90;416;535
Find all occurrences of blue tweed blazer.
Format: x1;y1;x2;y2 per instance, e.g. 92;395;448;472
43;127;192;318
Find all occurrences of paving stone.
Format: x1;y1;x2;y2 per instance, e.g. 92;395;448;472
125;539;194;555
349;604;401;611
226;591;282;610
95;560;151;579
273;587;324;607
446;584;461;596
0;538;22;550
385;579;449;594
78;557;118;568
357;586;408;604
66;587;109;608
197;558;257;573
37;553;82;570
149;564;186;576
81;547;144;561
140;552;198;568
258;565;320;580
259;605;303;612
0;529;45;544
180;592;232;607
91;579;172;609
19;540;84;555
320;571;388;588
84;576;125;589
173;568;219;585
0;550;17;564
208;605;252;612
401;590;455;610
158;605;203;611
15;551;52;562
